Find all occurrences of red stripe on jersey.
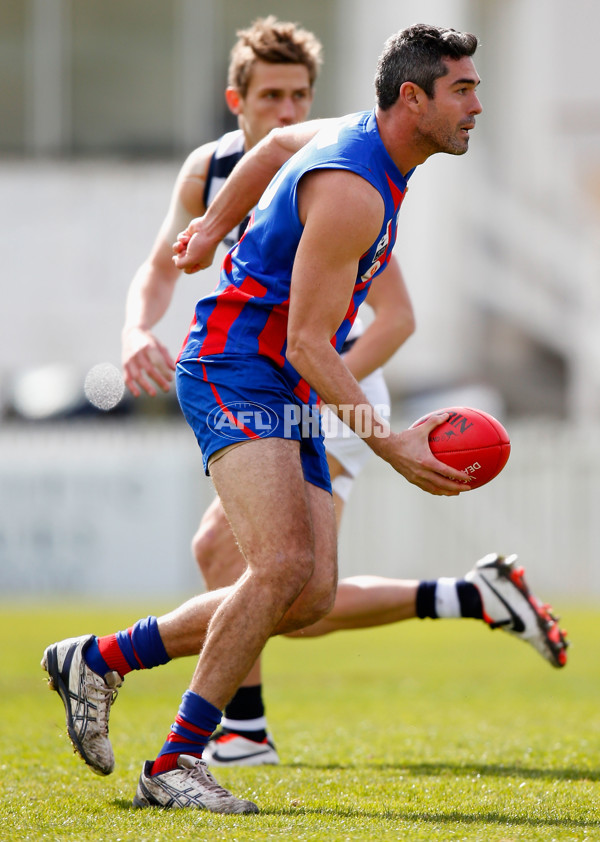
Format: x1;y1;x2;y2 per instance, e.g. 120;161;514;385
177;313;197;364
197;276;268;357
342;280;371;327
257;300;289;366
385;172;408;208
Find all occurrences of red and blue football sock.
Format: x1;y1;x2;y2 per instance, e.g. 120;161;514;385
83;615;170;678
150;689;222;775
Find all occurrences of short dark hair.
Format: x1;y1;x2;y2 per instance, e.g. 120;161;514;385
375;23;478;110
228;16;323;98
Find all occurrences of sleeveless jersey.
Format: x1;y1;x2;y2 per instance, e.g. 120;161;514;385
205;131;365;353
203;130;249;248
180;110;413;404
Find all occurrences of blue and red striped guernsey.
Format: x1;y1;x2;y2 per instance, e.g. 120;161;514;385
178;110;413;404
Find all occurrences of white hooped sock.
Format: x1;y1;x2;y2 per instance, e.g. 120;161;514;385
434;577;461;618
221;715;268;733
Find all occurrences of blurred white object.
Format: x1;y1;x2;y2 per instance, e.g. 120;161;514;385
84;363;125;411
10;364;83;420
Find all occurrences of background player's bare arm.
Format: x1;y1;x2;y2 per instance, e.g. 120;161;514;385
341;256;415;383
122;142;216;396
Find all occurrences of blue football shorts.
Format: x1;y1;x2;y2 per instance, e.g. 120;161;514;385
176;354;331;493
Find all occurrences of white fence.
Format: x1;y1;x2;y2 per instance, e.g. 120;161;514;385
0;421;211;600
339;418;600;600
0;419;598;601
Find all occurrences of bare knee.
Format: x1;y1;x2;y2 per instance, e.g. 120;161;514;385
191;498;246;590
268;551;317;606
276;561;337;632
308;579;337;622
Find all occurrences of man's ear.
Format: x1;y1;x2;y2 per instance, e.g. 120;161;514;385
225;87;242;115
399;81;426;110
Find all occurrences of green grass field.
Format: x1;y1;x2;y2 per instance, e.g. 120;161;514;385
1;602;599;841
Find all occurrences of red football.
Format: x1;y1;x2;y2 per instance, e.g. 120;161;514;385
410;406;511;489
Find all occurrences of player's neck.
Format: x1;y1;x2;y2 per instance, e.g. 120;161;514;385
375;107;429;175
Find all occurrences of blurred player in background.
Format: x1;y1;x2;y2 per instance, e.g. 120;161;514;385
42;21;568;816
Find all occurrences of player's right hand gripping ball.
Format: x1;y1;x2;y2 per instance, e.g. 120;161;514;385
411;406;511;489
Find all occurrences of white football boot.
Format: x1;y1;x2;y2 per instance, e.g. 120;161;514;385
203;730;280;767
133;754;259;813
41;634;122;775
466;554;568;667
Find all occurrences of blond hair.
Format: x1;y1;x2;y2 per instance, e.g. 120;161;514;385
228;16;323;97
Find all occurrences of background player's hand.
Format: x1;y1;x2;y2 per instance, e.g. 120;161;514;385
122;327;175;397
379;413;471;496
172;216;219;274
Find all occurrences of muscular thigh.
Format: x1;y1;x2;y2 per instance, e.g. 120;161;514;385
208;437;317;575
304;479;338;592
271;478;338;632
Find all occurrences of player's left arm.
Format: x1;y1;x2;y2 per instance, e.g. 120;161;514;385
287;169;469;496
286;170;386;422
341;255;415;383
286;169;383;401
